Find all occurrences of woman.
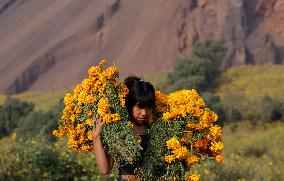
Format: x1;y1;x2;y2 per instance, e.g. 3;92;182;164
92;76;156;181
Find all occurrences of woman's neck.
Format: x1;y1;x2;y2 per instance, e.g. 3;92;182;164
132;121;148;135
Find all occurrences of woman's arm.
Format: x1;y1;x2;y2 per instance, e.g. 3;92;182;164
92;116;113;174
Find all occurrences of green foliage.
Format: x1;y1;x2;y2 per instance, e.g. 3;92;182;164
217;64;284;121
257;95;283;121
0;137;115;180
0;97;34;138
164;40;226;93
136;116;188;180
16;100;64;142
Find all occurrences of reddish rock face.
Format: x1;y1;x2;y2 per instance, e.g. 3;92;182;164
0;0;283;94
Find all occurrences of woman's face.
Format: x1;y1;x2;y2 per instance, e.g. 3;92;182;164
132;105;153;125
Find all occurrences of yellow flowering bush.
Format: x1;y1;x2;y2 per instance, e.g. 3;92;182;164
53;60;142;165
136;90;224;181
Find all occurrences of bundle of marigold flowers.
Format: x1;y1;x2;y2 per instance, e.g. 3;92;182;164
53;60;142;165
136;90;224;181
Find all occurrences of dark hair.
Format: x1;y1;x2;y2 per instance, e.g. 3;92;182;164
124;76;155;114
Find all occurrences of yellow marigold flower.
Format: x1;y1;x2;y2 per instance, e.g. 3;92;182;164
85;119;93;126
87;130;93;140
186;154;200;166
81;145;93;151
192;107;204;117
166;137;181;150
104;66;118;79
97;98;110;116
103;113;120;124
76;124;85;135
73;84;83;98
215;155;224;163
209;125;222;138
75;107;82;115
173;146;189;160
155;91;168;113
164;155;176;163
88;66;101;78
81;79;91;91
210;141;224;153
128;121;134;128
70;114;76;123
99;59;107;67
119;84;129;107
67;138;79;148
78;91;87;105
63;93;74;105
163;112;173;121
85;94;96;105
53;130;64;138
184;174;200;181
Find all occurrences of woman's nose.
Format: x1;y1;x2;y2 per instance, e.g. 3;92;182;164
141;109;146;116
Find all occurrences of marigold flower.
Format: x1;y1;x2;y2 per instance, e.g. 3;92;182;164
210;141;224;153
215;155;224;163
209;125;222;138
97;98;110;116
184;174;200;181
88;66;101;78
99;59;106;67
186;154;200;166
53;130;64;138
173;146;189;160
166;137;181;150
104;66;118;79
155;91;168;113
128;121;134;128
164;155;176;163
87;130;93;140
85;119;93;126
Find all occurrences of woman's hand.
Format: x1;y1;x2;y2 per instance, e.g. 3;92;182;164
92;114;104;140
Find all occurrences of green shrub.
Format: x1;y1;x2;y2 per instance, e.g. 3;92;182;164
163;40;226;93
0;97;34;138
0;137;116;180
16;100;64;142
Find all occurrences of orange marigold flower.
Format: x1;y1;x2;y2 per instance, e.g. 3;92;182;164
87;130;93;140
173;146;189;160
210;141;224;153
186;154;200;166
209;125;222;138
164;155;176;163
155;91;168;113
104;66;118;79
85;119;93;126
184;174;200;181
53;130;64;138
97;98;110;116
215;155;224;163
166;137;181;150
99;59;107;67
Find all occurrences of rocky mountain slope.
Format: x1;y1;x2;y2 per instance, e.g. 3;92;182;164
0;0;283;94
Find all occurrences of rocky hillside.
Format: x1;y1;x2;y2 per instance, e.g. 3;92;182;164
0;0;283;94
